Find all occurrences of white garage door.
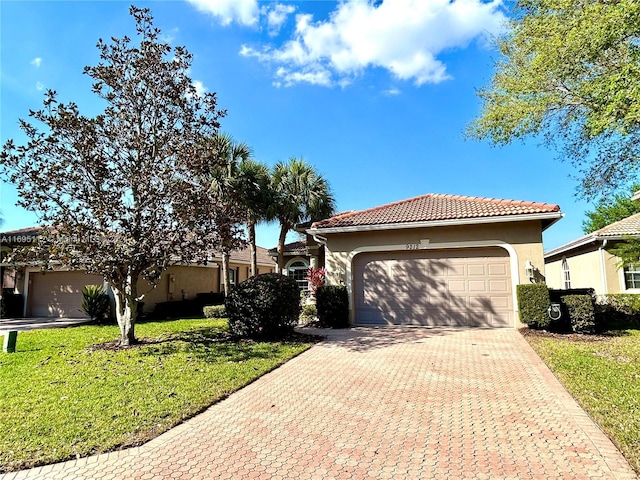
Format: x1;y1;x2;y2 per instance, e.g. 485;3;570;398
28;271;105;318
353;248;512;327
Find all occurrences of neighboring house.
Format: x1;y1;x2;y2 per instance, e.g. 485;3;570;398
1;227;276;318
267;239;325;292
544;213;640;295
306;193;562;328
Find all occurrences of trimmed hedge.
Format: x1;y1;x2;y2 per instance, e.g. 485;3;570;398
203;305;226;318
595;294;640;327
225;273;301;339
516;284;551;329
316;285;349;328
561;295;596;333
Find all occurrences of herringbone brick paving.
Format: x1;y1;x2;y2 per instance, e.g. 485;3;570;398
3;327;637;479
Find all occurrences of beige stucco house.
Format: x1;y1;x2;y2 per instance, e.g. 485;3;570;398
307;193;562;328
1;227;276;318
544;213;640;295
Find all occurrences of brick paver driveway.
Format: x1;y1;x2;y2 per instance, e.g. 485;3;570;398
4;327;637;480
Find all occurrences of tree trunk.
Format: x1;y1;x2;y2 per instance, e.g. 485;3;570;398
248;217;257;277
222;250;231;296
277;225;288;274
112;272;139;346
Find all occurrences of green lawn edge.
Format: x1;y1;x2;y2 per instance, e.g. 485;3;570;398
0;319;317;473
522;328;640;475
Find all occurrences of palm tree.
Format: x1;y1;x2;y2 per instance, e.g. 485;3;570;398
271;158;335;273
236;159;274;276
208;133;252;296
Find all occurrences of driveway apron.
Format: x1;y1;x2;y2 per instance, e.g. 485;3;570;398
3;327;637;480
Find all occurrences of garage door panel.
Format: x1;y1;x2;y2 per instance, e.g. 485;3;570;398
354;248;512;328
468;280;487;292
29;271;104;318
488;263;508;276
489;279;509;292
468;264;486;276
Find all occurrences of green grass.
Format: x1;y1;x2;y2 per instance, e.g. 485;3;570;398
523;329;640;474
0;319;312;473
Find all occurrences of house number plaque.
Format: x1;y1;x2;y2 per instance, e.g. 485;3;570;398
406;243;420;250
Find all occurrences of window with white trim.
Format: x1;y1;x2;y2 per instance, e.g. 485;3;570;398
562;257;571;289
624;264;640;289
229;268;236;285
288;260;309;291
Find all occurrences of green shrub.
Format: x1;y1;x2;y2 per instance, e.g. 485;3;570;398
316;285;349;328
516;284;551;329
598;294;640;322
203;305;226;318
81;285;110;323
225;273;301;339
561;295;596;333
300;304;317;323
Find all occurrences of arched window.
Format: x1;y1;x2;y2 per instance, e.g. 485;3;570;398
562;257;571;289
288;260;309;291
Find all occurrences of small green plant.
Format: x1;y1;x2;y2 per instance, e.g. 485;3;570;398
516;284;551;329
225;273;301;339
203;305;226;318
81;285;110;323
316;285;349;328
300;304;317;323
561;295;596;333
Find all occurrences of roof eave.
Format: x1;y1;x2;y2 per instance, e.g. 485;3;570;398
308;211;564;235
543;234;640;259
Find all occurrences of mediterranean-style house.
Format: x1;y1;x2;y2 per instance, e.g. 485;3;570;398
3;192;564;328
544;213;640;295
305;193;562;328
1;226;276;318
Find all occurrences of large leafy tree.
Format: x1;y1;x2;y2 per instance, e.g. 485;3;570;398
469;0;640;198
271;158;335;273
207;133;251;296
0;7;225;345
583;184;640;233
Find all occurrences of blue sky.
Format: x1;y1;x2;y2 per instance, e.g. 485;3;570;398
1;0;596;251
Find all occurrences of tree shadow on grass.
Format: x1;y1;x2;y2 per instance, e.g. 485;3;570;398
89;327;321;364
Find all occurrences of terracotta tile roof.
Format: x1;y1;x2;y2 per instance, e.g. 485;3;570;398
311;193;561;229
227;245;275;266
268;240;307;256
593;212;640;237
0;226;274;266
545;212;640;258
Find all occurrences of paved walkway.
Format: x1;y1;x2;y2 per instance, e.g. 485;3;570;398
0;317;92;332
2;327;637;480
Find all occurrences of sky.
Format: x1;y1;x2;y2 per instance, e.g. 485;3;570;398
0;0;600;252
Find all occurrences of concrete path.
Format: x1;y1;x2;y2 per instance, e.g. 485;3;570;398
0;317;92;332
2;327;637;480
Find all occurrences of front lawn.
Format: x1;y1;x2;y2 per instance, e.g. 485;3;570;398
0;318;313;473
523;328;640;474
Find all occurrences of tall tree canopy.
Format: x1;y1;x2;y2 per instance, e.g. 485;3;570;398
271;158;335;273
583;184;640;233
0;6;225;345
207;133;251;296
469;0;640;198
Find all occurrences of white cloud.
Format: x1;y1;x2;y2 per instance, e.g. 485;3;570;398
264;3;296;36
36;81;44;91
31;57;42;68
193;80;207;97
185;0;259;26
239;0;507;87
384;87;401;96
